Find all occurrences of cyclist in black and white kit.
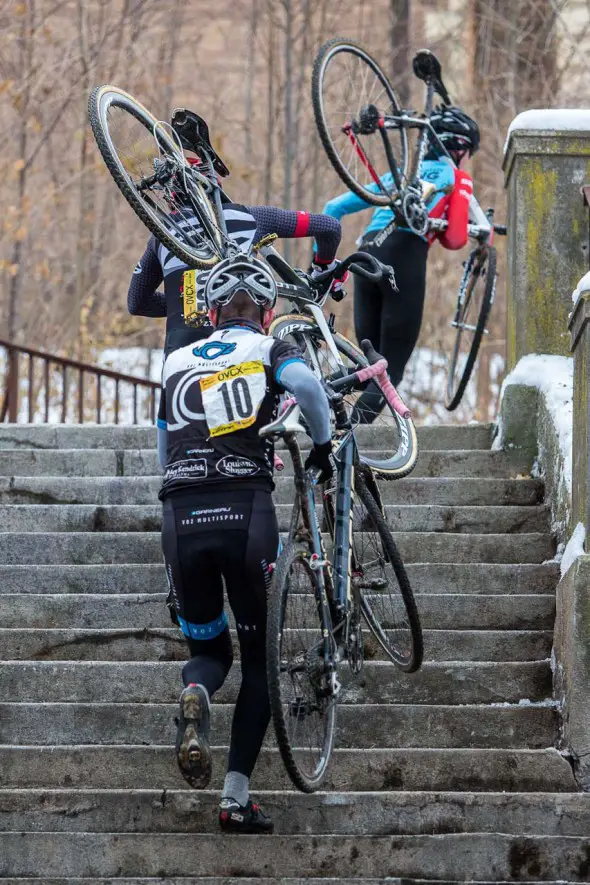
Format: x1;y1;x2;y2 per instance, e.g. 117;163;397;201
160;253;333;834
127;109;346;464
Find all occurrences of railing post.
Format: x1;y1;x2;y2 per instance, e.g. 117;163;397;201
503;110;590;369
7;348;20;423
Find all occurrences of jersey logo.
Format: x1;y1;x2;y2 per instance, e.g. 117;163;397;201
192;341;237;360
133;261;142;274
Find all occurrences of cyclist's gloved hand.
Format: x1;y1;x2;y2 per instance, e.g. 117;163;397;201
305;440;334;483
309;259;349;302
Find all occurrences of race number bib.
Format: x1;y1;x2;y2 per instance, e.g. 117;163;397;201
200;361;266;437
182;269;208;326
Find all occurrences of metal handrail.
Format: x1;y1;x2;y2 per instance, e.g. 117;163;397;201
0;338;160;424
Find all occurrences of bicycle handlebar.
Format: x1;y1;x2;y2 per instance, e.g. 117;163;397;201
329;339;411;419
313;251;394;284
428;218;507;239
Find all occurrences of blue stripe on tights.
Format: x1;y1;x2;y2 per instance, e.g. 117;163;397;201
177;612;228;640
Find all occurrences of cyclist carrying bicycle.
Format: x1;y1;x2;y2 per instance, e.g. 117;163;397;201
127;109;348;462
160;252;333;833
322;105;480;422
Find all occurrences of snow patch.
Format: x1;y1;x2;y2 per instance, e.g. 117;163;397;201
572;271;590;304
505;109;590;154
499;354;573;492
560;522;586;577
544;542;565;566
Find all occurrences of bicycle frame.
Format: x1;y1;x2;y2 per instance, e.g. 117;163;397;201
287;424;360;633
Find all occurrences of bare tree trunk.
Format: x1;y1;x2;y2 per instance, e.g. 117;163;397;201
7;1;35;343
244;0;259;160
263;7;275;204
390;0;410;106
282;0;294;261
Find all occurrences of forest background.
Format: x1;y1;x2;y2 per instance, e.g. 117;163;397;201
1;0;589;423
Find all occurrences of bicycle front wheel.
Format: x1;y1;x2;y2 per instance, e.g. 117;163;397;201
269;314;418;478
353;470;423;672
267;542;337;793
445;245;497;411
89;85;222;269
312;38;409;206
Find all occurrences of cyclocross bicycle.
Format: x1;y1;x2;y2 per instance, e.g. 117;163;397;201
311;38;507;411
260;342;423;792
88;84;417;472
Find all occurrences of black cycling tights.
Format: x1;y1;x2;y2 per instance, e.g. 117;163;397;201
353;229;428;423
161;487;278;778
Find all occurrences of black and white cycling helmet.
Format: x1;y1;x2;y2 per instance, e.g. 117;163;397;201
203;255;277;310
429;106;480;156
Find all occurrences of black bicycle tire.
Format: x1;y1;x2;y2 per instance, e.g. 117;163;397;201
269;314;418;478
445;246;497;411
355;471;423;672
312;37;408;207
88;85;222;270
266;541;337;793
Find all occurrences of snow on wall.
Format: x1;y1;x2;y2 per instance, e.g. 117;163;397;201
505;109;590;154
561;522;586;577
572;270;590;304
499;353;573;492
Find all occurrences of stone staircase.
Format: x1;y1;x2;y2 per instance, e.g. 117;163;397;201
0;422;588;883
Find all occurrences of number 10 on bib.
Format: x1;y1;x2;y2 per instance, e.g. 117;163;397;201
200;361;266;437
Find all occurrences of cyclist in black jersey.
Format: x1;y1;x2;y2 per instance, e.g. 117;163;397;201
127;110;346;464
160;253;333;834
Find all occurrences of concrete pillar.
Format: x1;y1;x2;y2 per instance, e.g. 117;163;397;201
503;110;590;369
570;287;590;539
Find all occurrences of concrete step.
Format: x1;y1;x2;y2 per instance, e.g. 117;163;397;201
0;789;588;835
0;880;583;885
0;703;556;748
0;832;587;879
0;475;545;506
0;448;529;478
0;503;550;534
0;422;494;451
0;593;555;631
0;661;551;705
0;562;560;595
0;628;552;662
0;532;556;564
0;746;575;792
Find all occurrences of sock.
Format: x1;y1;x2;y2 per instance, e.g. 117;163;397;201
222;771;249;807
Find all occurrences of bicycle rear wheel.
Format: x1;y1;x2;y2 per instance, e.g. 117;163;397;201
89;85;222;269
270;314;418;478
352;470;423;672
445;245;497;411
312;38;409;206
267;542;337;792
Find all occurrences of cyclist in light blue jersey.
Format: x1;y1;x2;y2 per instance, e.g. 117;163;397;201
322;105;480;422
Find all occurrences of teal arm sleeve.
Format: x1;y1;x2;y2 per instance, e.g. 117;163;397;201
322;174;393;219
277;361;331;445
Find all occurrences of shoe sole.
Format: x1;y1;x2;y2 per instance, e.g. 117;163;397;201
176;690;212;789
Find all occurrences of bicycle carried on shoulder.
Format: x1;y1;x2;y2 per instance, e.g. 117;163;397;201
311;38;507;411
88;84;417;472
260;341;423;792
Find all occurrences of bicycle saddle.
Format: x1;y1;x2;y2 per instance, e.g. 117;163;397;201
171;108;230;178
412;50;451;105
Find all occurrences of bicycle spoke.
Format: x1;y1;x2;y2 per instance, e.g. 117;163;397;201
313;40;409;206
